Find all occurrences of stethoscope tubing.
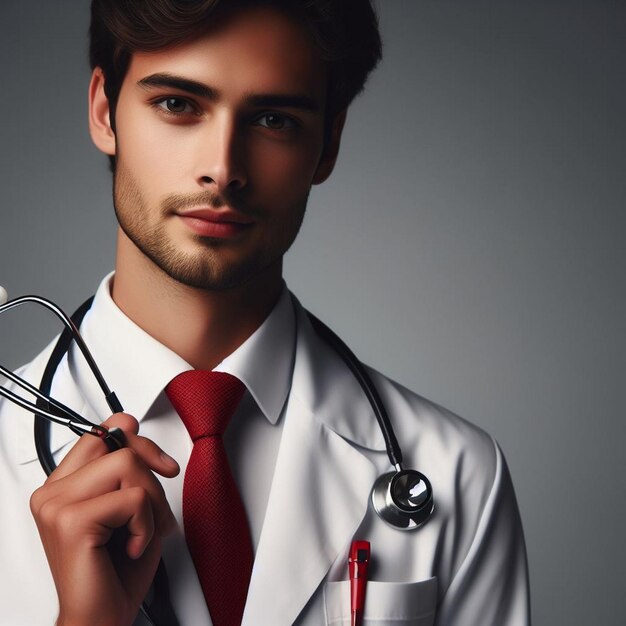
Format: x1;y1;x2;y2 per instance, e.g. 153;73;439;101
0;294;122;413
306;312;404;470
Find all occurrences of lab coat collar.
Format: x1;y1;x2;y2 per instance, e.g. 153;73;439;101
242;297;386;625
17;273;295;463
286;297;387;452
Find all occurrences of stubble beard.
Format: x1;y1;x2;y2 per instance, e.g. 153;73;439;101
112;159;307;292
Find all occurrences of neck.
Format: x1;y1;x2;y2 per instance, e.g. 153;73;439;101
111;229;283;370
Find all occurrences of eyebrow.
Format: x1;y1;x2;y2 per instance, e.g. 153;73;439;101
137;72;321;112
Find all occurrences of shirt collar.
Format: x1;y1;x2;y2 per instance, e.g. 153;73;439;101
74;272;295;426
213;286;295;424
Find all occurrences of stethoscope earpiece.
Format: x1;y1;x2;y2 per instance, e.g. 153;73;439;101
371;468;434;530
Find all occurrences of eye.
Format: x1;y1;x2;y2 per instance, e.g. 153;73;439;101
154;97;196;115
254;113;297;131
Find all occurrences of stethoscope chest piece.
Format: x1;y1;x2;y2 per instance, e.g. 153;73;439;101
371;469;434;530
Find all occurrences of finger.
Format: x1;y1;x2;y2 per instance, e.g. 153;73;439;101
120;428;180;478
33;449;178;536
48;413;138;482
50;413;179;482
66;487;157;558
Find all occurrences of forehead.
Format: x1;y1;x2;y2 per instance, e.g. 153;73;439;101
124;5;327;101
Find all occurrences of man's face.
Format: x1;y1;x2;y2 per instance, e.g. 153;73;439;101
101;6;335;291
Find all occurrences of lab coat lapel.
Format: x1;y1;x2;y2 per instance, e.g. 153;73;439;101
242;300;384;625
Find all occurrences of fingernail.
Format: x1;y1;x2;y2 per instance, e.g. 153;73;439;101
129;538;146;559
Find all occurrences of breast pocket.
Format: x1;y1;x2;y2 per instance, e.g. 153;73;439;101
323;577;437;626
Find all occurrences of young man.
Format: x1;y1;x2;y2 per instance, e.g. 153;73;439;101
0;1;529;624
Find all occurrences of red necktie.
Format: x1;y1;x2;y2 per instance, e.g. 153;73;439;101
166;370;253;626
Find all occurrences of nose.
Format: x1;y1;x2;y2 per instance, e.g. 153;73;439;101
196;111;248;193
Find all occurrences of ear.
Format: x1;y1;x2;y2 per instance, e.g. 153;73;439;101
88;67;116;156
312;110;347;185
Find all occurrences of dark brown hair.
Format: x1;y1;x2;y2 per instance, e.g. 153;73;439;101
90;0;382;169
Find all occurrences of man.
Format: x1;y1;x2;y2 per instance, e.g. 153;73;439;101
0;1;529;624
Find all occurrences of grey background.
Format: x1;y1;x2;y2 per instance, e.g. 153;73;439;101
0;1;624;624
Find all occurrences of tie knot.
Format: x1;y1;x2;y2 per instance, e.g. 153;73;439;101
166;370;245;441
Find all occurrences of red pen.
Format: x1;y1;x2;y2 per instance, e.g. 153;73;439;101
349;540;370;626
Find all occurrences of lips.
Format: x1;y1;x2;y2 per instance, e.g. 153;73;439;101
177;207;253;239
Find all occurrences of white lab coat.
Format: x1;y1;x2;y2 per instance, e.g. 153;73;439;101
0;295;529;625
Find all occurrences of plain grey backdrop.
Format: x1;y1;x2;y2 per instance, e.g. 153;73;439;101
0;1;624;624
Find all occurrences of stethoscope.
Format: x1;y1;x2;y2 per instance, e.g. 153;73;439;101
0;286;434;625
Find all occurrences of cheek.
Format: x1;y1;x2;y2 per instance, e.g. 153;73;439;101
250;142;321;198
118;121;190;192
116;96;188;168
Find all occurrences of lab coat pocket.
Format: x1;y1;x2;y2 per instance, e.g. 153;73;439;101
324;577;438;625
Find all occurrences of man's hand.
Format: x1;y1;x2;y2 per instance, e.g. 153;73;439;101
30;413;180;626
